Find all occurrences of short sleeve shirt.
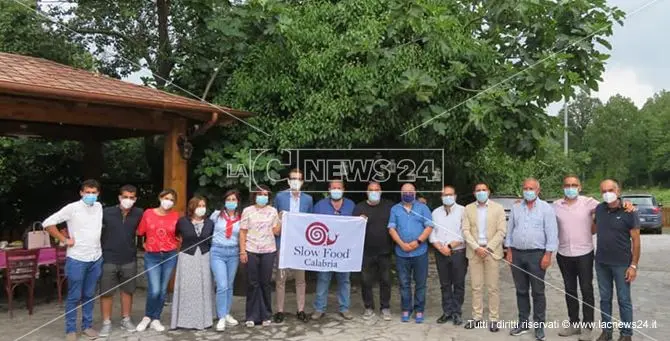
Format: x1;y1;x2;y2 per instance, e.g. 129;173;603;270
241;205;279;254
594;202;639;265
388;201;433;257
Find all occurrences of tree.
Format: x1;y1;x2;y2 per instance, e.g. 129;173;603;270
0;0;93;68
640;91;670;183
584;95;638;185
558;92;603;152
196;0;624;190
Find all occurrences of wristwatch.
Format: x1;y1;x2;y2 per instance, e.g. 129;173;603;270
416;239;423;245
447;243;453;250
630;264;638;270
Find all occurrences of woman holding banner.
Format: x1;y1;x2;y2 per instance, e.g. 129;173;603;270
240;185;280;327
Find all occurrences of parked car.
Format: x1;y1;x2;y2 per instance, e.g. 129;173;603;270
489;195;521;221
621;194;663;234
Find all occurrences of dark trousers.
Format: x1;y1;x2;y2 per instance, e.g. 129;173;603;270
361;253;392;310
245;251;276;323
511;249;546;323
435;249;468;315
557;251;594;324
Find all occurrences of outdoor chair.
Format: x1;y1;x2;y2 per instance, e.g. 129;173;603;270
54;247;67;305
3;249;40;317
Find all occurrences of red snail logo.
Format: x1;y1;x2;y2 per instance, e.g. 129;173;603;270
305;222;338;246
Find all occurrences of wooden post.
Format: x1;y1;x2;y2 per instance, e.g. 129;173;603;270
163;117;187;295
163;117;188;213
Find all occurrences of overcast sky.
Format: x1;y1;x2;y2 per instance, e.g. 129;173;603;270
547;0;670;114
124;0;669;115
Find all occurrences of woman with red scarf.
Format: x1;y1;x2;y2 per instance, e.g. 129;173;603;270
210;189;243;332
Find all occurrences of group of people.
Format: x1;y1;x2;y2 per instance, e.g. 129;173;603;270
42;171;641;341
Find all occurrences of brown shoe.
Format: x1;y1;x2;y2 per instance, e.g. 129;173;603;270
66;333;78;341
617;336;632;341
82;328;98;339
596;331;613;341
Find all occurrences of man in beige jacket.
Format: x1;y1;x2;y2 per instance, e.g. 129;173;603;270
462;182;507;333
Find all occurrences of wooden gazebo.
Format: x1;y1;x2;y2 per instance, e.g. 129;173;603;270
0;52;251;212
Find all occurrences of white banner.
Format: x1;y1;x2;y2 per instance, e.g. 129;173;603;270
278;212;366;272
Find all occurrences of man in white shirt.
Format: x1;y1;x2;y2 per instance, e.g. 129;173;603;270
430;185;467;325
44;179;104;341
462;182;507;332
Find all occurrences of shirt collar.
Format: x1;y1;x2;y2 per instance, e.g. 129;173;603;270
476;200;489;207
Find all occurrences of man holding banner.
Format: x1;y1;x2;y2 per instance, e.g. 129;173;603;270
388;183;434;323
273;168;313;323
310;179;357;320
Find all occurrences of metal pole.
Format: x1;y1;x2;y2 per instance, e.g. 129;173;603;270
564;100;569;155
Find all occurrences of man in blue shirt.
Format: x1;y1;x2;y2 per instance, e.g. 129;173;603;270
388;183;433;323
505;178;558;341
311;179;356;320
273;168;313;323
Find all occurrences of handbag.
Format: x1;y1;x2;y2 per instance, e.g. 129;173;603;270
24;221;52;249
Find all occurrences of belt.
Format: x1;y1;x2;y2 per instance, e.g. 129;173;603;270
511;248;545;253
451;248;465;253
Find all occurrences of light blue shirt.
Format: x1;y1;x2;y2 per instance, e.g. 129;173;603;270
210;210;241;248
477;204;488;245
289;194;300;213
505;199;558;252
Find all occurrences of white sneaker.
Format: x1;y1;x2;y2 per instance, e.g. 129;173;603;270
136;317;151;332
216;319;226;332
150;320;165;332
245;321;255;327
225;314;239;326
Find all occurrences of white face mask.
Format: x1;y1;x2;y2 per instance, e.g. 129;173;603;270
603;192;617;204
120;198;135;209
194;207;206;217
289;179;303;191
160;199;174;210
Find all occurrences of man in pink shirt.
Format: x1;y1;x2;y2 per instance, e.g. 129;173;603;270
553;175;598;340
554;175;634;340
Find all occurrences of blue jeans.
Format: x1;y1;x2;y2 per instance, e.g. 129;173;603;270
596;262;633;336
64;257;102;333
211;245;240;318
396;252;428;313
313;271;351;313
144;251;178;320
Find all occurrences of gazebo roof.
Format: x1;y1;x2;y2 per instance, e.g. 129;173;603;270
0;52;252;122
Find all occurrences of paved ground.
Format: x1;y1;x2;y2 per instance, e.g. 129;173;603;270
2;234;667;341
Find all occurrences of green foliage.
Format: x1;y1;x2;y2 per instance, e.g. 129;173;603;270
583;95;638;184
0;1;93;68
195;0;623;191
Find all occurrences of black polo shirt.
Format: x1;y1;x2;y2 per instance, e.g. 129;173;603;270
594;201;639;265
101;206;143;265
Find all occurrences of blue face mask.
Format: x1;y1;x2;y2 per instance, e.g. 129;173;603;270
330;189;344;200
367;191;381;202
255;195;269;206
523;190;537;201
82;194;97;206
475;191;489;203
564;187;579;199
401;193;415;203
442;195;455;206
225;201;238;211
